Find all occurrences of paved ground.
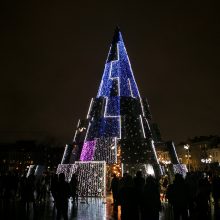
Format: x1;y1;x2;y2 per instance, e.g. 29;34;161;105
0;195;220;220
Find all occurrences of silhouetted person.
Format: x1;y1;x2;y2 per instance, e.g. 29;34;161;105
167;173;189;220
24;173;36;212
133;171;145;218
70;173;78;205
110;174;119;205
184;172;196;219
134;171;145;199
195;177;211;220
141;175;161;220
118;174;138;220
55;173;71;220
212;175;220;210
3;172;13;201
51;174;59;203
10;172;19;200
0;172;3;198
37;175;47;202
18;174;26;200
161;176;169;201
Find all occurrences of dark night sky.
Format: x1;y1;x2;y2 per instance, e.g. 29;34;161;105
0;1;219;145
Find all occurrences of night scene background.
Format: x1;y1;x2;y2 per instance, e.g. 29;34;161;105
0;1;219;145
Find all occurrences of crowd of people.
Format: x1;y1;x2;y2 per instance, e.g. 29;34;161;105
0;171;78;220
110;171;161;220
110;171;220;220
166;171;220;220
0;170;220;220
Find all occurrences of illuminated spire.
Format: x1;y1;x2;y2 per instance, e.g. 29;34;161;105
97;27;140;98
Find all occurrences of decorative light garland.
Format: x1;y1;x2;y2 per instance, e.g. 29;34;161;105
57;162;106;197
93;137;117;164
75;161;106;197
80;140;96;161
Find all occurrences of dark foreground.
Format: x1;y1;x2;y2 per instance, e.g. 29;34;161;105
0;195;220;220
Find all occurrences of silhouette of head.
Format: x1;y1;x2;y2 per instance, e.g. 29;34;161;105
112;174;117;178
174;173;184;183
136;171;142;178
124;175;133;187
145;175;155;186
59;173;65;182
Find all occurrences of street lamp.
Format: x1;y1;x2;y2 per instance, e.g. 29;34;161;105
201;155;212;164
184;144;190;172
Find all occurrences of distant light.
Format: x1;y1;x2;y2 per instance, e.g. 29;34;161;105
145;164;155;176
201;158;212;163
184;144;189;150
111;146;115;150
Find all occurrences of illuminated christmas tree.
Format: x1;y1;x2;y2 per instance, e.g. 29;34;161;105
59;28;185;191
61;27;163;176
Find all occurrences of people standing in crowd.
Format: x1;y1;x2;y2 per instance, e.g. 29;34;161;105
133;171;145;218
54;173;71;220
167;173;189;220
50;173;59;203
19;173;27;203
160;175;169;202
109;173;119;206
195;175;211;219
118;174;139;220
70;173;78;205
141;175;161;220
212;174;220;210
24;173;36;211
36;175;48;203
184;172;197;219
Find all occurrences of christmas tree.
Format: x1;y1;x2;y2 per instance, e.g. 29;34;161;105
60;27;183;178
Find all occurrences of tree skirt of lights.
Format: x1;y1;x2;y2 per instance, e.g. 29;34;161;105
57;161;106;197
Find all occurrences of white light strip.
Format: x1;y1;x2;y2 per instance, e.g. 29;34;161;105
106;45;113;63
84;122;91;142
109;60;113;78
77;119;80;128
73;130;77;142
114;137;117;162
171;141;180;164
103;161;106;197
121;163;124;177
104;96;108;117
139;115;146;138
119;116;122;139
117;43;120;60
117;76;120;97
140;98;145;117
61;144;68;164
151;139;160;164
86;98;94;119
97;77;103;97
145;118;151;130
128;78;134;97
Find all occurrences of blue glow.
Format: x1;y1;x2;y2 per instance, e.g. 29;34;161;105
80;30;145;161
90;31;141;140
104;97;120;117
86;117;120;140
97;32;140;98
